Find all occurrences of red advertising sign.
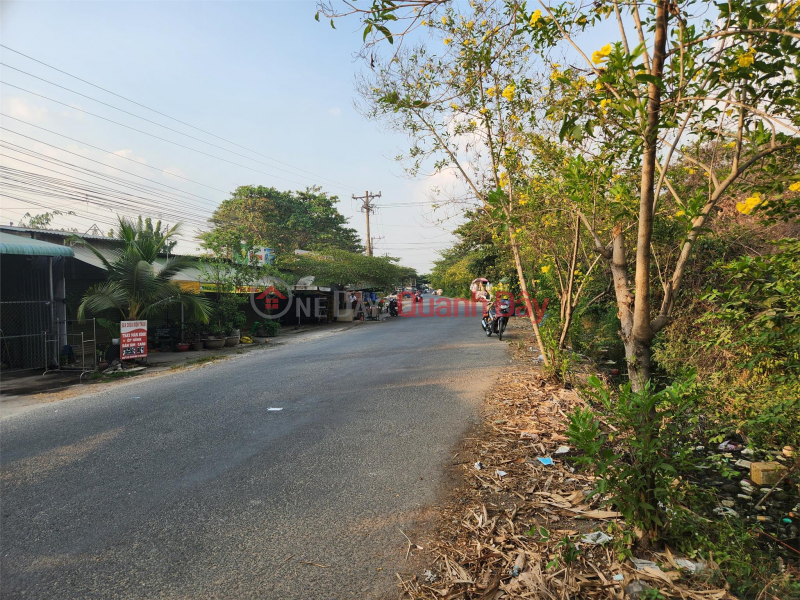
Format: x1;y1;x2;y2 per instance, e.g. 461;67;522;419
120;320;148;360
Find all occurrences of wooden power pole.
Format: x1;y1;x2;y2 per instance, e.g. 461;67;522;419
352;190;381;256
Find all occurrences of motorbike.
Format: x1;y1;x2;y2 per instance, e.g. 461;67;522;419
482;297;511;340
388;298;399;317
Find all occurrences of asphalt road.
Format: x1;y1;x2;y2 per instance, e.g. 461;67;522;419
1;296;509;599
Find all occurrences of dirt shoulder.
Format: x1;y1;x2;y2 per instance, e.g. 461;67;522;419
392;337;738;600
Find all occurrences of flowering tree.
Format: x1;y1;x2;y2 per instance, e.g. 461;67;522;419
358;5;559;363
326;0;800;389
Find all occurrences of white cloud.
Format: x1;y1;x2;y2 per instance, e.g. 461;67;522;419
6;96;48;122
328;107;342;117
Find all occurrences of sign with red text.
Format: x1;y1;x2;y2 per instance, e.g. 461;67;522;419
120;320;147;360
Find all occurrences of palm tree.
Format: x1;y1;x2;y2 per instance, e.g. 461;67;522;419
74;217;211;331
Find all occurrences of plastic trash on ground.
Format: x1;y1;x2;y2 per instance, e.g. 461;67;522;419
580;531;613;545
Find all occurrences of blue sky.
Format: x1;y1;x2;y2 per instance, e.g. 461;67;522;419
0;1;457;271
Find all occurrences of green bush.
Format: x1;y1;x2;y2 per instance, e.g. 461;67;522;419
568;374;701;543
251;320;280;337
667;505;800;599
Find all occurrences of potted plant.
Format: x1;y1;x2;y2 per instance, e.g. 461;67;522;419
203;324;226;349
210;295;246;347
184;321;205;351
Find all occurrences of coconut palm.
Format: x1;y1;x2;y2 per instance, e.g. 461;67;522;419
74;217;211;329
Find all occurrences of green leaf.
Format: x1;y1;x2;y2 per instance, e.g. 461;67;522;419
635;73;666;90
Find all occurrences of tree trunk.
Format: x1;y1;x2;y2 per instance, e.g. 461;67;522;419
508;225;549;367
627;0;669;392
624;335;652;392
558;215;581;349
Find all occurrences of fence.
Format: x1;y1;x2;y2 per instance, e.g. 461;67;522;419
0;312;97;376
0;299;54;372
48;319;97;377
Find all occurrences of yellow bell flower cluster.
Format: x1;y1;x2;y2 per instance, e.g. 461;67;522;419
789;182;800;192
486;86;497;97
444;37;452;45
592;44;612;65
736;192;763;215
529;10;542;26
541;265;550;274
675;210;685;217
502;84;515;101
738;48;755;68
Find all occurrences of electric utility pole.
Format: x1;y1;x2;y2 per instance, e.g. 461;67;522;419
352;190;381;256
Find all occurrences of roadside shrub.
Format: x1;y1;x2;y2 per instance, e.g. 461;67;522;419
567;374;701;544
667;505;800;600
252;320;280;337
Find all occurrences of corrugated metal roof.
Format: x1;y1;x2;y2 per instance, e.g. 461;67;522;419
0;232;75;257
70;244;123;270
0;225;110;241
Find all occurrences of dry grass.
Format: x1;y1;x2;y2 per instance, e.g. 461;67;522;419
395;349;737;600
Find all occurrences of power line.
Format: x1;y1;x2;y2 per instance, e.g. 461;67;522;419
0;144;218;217
1;82;352;193
0;167;210;228
1;145;211;209
0;45;362;192
1;75;361;193
0;119;227;202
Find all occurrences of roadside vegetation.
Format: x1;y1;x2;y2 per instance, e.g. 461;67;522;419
321;0;799;596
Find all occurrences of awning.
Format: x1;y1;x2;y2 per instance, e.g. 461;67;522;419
292;285;332;293
0;232;74;257
70;244;122;269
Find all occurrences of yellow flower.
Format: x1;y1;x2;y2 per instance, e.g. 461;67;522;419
442;16;448;25
736;192;763;215
444;37;452;45
519;198;528;206
502;84;515;101
675;210;685;217
486;86;497;97
470;119;477;127
688;168;697;174
421;20;427;26
529;10;542;26
480;107;488;114
541;265;550;274
450;103;459;110
789;182;800;192
600;98;610;108
724;141;736;148
738;49;755;68
481;19;487;26
591;44;613;65
467;20;474;29
595;81;604;91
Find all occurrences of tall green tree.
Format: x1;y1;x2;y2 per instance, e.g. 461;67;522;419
205;185;363;255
